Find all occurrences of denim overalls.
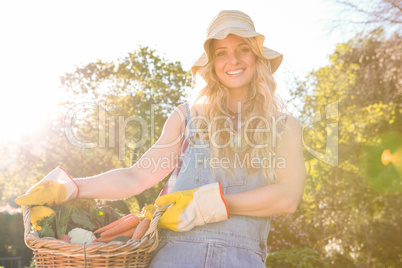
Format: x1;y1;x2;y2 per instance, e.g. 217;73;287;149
149;102;274;268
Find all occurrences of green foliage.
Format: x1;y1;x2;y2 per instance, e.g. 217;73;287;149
359;131;402;194
289;28;402;266
40;225;55;239
36;199;123;238
268;214;311;252
1;44;189;267
70;212;97;231
265;248;329;268
54;203;75;236
0;212;33;267
2;46;190;212
37;216;55;238
1;17;400;268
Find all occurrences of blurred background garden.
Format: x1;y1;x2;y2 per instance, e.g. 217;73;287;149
0;0;401;267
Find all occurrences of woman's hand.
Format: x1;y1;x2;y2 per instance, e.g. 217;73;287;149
15;166;79;229
15;166;79;206
147;182;229;232
224;115;306;217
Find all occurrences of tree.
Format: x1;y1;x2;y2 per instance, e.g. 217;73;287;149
2;46;191;212
332;0;402;36
0;45;190;267
290;29;402;267
265;248;330;268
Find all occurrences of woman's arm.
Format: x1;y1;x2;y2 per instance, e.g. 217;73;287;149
76;104;187;200
224;115;306;217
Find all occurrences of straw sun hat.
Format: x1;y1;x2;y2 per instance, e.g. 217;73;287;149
191;10;283;77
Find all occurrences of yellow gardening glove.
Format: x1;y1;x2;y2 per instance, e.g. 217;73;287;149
153;182;229;232
30;206;56;230
15;166;79;206
144;204;157;221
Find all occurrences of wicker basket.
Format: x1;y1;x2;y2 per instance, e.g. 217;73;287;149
23;205;165;268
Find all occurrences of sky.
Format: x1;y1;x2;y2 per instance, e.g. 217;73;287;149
0;0;357;141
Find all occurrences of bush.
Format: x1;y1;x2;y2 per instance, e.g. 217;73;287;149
265;248;329;268
0;208;33;267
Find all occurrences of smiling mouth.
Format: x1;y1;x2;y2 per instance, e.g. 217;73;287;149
226;69;245;75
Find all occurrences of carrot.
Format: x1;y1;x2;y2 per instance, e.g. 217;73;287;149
94;214;136;234
100;215;139;237
94;228;136;243
131;218;151;240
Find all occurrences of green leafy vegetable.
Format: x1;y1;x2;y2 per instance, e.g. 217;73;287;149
34;199;121;240
100;205;122;225
37;216;55;238
40;226;55;238
71;212;97;231
54;204;74;237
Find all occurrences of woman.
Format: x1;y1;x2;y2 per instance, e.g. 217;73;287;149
16;10;306;267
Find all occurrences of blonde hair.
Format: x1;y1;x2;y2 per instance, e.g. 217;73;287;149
189;36;286;183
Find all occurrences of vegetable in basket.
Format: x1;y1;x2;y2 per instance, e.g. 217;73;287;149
93;214;140;242
131;218;150;240
68;228;96;244
99;214;139;237
92;213;154;243
29;206;55;230
34;199;121;242
93;213;135;234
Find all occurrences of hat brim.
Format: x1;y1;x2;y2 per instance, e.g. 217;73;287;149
191;30;283;76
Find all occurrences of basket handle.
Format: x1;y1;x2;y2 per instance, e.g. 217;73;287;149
22;205;35;250
142;206;166;252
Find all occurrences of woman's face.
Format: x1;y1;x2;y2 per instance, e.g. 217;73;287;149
213;34;256;93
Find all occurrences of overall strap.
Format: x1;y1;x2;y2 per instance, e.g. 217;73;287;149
185;102;196;138
159;103;194;197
